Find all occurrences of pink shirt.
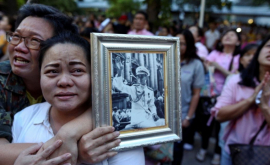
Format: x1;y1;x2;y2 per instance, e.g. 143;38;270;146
128;29;154;36
212;74;270;154
195;42;209;59
206;50;240;93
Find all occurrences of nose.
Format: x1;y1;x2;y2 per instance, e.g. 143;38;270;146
14;38;29;53
57;73;74;87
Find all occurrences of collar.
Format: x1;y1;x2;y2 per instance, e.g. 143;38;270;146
33;102;52;129
0;61;25;95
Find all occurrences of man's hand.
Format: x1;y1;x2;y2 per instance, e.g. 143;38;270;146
14;140;71;165
182;119;190;128
78;126;121;164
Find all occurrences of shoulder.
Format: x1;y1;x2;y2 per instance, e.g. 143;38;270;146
14;102;51;125
0;60;11;74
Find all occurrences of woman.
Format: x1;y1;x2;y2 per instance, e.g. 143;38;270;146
212;35;270;165
172;29;205;165
196;29;241;164
12;32;144;165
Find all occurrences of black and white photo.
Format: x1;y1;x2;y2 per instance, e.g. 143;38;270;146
111;52;166;131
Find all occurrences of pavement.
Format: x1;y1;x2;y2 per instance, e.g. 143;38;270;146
182;133;217;165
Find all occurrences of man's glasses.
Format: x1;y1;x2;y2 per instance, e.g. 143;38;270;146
6;32;44;50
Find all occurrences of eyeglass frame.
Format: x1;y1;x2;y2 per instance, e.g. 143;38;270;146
6;31;44;50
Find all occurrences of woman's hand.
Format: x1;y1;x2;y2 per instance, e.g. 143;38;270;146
260;72;270;110
247;75;267;104
182;119;190;128
14;140;71;165
78;126;121;164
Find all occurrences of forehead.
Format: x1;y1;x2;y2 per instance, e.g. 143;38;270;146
189;26;197;32
43;43;87;64
135;13;145;19
16;16;54;40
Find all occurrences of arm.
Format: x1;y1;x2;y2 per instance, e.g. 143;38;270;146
216;76;264;122
259;72;270;126
182;88;200;128
209;61;232;76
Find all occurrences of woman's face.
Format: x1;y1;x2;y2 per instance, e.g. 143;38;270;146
258;39;270;67
40;43;90;113
222;31;239;46
177;34;186;57
240;48;256;69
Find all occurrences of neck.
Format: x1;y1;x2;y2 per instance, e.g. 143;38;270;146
259;66;270;82
23;78;42;99
49;105;87;134
223;45;235;54
135;28;143;32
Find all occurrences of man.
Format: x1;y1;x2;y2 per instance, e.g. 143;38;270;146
113;66;158;129
0;4;119;165
189;25;209;60
128;11;153;36
205;22;220;51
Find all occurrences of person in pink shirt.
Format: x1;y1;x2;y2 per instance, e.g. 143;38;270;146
189;25;209;60
128;11;154;36
212;35;270;165
196;29;241;164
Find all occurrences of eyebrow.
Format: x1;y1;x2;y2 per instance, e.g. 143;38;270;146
69;61;86;67
44;63;59;68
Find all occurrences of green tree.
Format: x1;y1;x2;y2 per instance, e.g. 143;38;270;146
106;0;140;18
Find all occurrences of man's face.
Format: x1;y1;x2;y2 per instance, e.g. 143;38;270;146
137;74;147;85
133;13;146;31
9;16;54;80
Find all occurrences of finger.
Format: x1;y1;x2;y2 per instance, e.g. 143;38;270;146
87;138;121;158
46;153;71;165
85;126;115;140
21;142;43;155
90;151;118;163
40;140;63;159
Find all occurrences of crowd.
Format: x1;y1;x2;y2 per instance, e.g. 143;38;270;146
0;2;270;165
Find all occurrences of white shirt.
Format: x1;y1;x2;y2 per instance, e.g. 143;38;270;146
12;102;145;165
205;29;220;49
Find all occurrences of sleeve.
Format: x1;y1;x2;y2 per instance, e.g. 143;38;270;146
149;90;157;114
107;147;145;165
11;112;23;143
193;60;205;89
0;85;12;142
206;50;217;62
211;75;238;117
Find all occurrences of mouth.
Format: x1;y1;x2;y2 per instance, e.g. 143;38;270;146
55;92;77;100
14;57;30;64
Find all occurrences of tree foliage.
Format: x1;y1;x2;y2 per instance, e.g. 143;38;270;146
177;0;232;11
106;0;140;18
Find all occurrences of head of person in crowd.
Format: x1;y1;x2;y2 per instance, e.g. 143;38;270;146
0;15;14;32
238;43;258;72
136;66;149;86
240;35;270;87
215;29;241;70
7;4;77;94
176;29;201;63
189;25;204;43
158;26;169;36
39;32;91;118
209;22;217;31
133;11;148;32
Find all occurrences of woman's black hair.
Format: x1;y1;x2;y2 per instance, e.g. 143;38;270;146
179;29;201;63
238;43;258;72
239;35;270;88
39;32;90;69
215;29;241;71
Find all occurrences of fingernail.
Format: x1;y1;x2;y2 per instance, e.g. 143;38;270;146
117;139;121;143
62;163;71;165
65;153;71;158
114;131;120;136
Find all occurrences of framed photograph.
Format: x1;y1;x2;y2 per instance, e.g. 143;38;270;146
90;33;181;151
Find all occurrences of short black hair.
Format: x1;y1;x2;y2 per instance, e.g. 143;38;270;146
39;32;90;69
135;11;148;21
16;4;78;36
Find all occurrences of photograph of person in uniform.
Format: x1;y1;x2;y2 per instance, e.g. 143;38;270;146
111;52;166;131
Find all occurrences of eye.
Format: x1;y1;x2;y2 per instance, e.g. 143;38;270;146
45;69;58;75
75;69;82;72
